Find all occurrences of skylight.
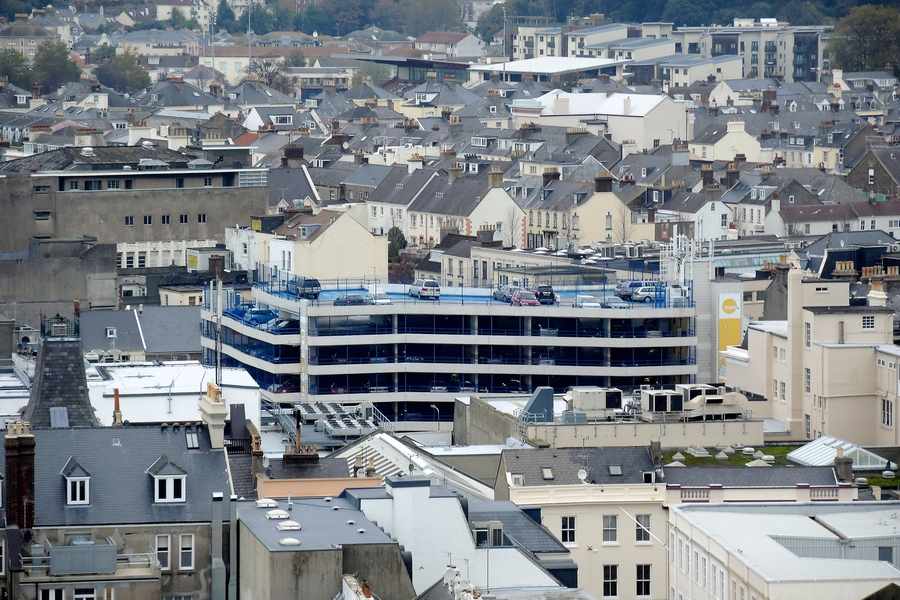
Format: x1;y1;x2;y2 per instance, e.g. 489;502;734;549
608;465;623;476
541;467;554;480
185;430;199;449
277;520;301;531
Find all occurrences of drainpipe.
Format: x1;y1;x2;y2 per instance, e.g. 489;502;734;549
228;494;238;600
211;492;226;600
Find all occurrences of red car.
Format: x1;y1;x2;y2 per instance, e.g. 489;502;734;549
511;289;540;306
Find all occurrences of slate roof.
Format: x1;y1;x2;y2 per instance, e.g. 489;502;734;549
0;145;193;174
226;80;295;106
665;466;838;487
467;498;569;554
24;338;98;429
408;167;502;216
416;31;469;45
29;424;229;526
344;163;394;188
79;306;201;355
269;166;318;205
501;447;656;486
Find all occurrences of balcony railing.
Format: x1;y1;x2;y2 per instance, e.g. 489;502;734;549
308;355;696;367
680;488;710;502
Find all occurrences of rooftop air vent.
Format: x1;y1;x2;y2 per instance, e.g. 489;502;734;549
346;519;355;526
266;509;290;520
80;146;94;157
276;520;301;531
256;498;278;508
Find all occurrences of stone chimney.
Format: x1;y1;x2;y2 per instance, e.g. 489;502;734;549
868;279;888;308
112;387;123;426
449;165;463;184
488;168;503;188
834;447;854;483
5;421;36;529
200;382;228;450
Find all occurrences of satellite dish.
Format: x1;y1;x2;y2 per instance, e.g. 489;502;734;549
577;469;588;483
312;31;319;38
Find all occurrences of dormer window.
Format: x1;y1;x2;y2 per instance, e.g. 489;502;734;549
147;455;187;503
61;457;90;505
156;476;186;503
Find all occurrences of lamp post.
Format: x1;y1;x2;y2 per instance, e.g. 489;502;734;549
430;403;440;432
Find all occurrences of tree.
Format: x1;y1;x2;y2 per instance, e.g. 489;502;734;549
476;4;505;43
216;0;237;31
250;60;295;94
95;51;151;94
32;41;80;94
89;44;116;65
0;49;32;89
388;226;407;259
829;5;900;74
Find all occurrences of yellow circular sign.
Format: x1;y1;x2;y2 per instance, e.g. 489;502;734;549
721;297;739;314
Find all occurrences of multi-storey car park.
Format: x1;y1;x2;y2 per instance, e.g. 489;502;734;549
200;276;697;422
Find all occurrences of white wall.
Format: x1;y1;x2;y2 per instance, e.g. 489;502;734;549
358;482;560;594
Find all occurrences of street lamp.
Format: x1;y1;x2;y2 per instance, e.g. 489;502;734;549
430;404;440;432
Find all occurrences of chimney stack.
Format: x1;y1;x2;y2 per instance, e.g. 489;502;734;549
200;382;228;449
834;447;854;483
488;168;503;188
112;387;123;426
594;175;613;193
5;421;35;529
449;165;463;184
701;163;714;188
210;492;227;600
868;279;888;307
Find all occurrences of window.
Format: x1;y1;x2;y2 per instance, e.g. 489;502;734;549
635;514;650;542
179;214;188;224
879;546;893;563
561;516;576;543
701;556;707;588
143;215;152;225
721;213;728;227
156;534;170;570
84;179;103;191
693;550;699;582
681;538;688;573
636;564;650;597
602;565;617;598
197;213;207;224
179;534;194;570
74;589;95;600
491;527;503;547
124;216;134;226
804;368;811;393
511;473;524;486
868;168;875;186
863;315;875;329
882;398;893;427
138;252;146;268
162;215;171;225
155;476;186;503
108;179;120;190
203;176;212;187
125;254;134;269
67;477;89;505
804;322;811;347
125;179;133;190
40;591;64;600
779;381;786;400
68;180;80;190
602;514;617;543
175;177;185;189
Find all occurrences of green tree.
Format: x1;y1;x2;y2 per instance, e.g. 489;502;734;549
829;4;900;74
95;51;151;94
32;41;80;94
0;49;32;89
476;4;505;42
89;44;116;65
387;226;407;260
216;0;237;31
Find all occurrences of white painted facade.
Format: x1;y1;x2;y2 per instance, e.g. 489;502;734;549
117;239;219;269
355;479;562;595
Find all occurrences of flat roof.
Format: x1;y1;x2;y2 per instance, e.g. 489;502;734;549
674;503;900;583
748;320;788;337
237;496;394;551
470;56;624;75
